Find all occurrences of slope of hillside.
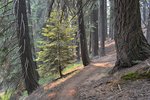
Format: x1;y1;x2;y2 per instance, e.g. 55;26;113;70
26;41;150;100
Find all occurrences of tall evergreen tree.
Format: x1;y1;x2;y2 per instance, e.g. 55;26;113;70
91;5;99;56
77;0;90;66
36;12;76;78
15;0;39;94
98;0;106;56
111;0;150;73
109;0;115;39
104;0;107;40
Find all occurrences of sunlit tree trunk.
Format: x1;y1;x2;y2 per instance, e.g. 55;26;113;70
111;0;150;73
15;0;39;94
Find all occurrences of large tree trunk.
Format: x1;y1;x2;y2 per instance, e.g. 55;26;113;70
91;6;99;56
98;0;106;56
15;0;39;94
111;0;150;73
77;0;90;66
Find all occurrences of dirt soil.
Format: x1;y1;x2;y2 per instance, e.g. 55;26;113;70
26;40;150;100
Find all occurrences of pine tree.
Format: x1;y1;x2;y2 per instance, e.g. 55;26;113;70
36;12;76;78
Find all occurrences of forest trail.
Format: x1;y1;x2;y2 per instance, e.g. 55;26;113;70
56;52;116;100
26;41;116;100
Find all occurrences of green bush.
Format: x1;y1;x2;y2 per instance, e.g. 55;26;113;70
121;71;150;81
0;90;12;100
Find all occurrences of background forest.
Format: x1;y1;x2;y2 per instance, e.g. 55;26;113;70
0;0;150;100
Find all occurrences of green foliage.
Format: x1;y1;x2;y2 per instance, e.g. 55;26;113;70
0;90;12;100
36;11;76;77
0;0;22;92
121;72;140;80
22;91;28;97
38;62;82;85
121;71;150;81
62;63;82;74
39;74;59;85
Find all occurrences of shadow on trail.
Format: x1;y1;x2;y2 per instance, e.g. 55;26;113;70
26;40;116;100
54;70;79;81
26;69;81;100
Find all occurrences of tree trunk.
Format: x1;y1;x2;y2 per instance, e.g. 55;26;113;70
75;32;80;61
58;66;63;78
109;0;115;39
47;0;55;18
98;0;106;56
91;6;99;56
142;0;147;22
111;0;150;73
104;0;107;40
77;0;90;66
147;11;150;44
15;0;39;94
89;31;92;54
27;0;39;81
27;0;31;14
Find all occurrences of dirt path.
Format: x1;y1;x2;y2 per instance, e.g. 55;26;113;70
26;41;116;100
27;41;150;100
56;53;116;100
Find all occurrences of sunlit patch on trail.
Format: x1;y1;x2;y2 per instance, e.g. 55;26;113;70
67;88;76;96
92;62;113;68
43;70;81;91
105;41;115;47
48;92;56;97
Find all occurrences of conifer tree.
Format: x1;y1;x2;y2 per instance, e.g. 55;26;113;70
36;12;76;77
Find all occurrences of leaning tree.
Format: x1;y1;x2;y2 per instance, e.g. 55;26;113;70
15;0;39;94
111;0;150;73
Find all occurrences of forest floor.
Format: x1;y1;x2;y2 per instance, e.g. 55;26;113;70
26;40;150;100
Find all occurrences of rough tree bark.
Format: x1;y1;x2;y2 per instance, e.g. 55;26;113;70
15;0;39;94
142;0;147;22
27;0;39;81
111;0;150;73
104;0;107;40
147;11;150;44
75;32;80;61
77;0;90;66
91;5;99;56
109;0;115;39
98;0;106;56
146;0;150;43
